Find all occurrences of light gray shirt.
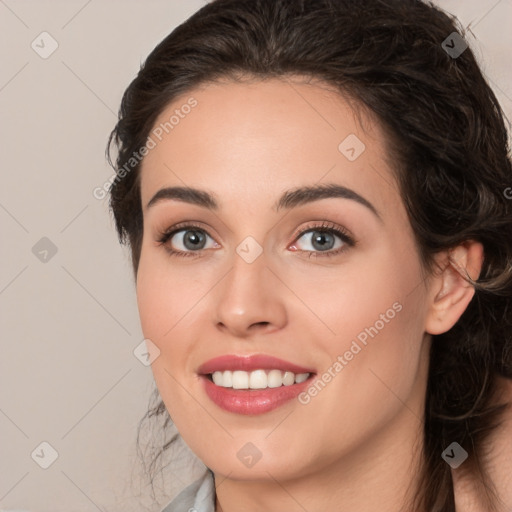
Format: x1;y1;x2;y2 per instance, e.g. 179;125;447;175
161;469;216;512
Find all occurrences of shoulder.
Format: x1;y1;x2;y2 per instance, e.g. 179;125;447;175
454;375;512;512
160;469;216;512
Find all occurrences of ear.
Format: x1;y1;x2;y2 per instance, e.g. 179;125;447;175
425;240;484;335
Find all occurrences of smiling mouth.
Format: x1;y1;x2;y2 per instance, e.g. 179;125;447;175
205;369;313;389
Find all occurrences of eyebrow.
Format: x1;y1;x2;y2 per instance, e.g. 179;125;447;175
145;183;381;219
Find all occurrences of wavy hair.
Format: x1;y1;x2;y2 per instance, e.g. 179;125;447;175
107;0;512;509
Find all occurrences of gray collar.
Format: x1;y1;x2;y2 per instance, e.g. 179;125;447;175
160;469;216;512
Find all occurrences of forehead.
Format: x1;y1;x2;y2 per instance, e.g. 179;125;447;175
139;77;398;213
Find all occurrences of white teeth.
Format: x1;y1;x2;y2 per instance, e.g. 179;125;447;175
267;369;283;388
209;369;311;389
222;370;233;388
212;370;233;387
232;370;249;389
282;371;295;386
295;372;309;384
249;369;267;389
212;371;223;386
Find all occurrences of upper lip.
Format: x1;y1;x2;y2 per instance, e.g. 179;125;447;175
197;354;316;375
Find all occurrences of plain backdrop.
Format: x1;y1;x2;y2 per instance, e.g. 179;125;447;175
1;1;511;511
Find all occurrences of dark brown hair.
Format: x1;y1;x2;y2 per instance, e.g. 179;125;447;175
107;0;512;509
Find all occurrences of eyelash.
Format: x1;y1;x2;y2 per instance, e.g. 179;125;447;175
156;221;356;259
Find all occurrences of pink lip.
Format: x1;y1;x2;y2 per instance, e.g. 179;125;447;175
197;354;315;375
200;375;314;415
197;354;316;415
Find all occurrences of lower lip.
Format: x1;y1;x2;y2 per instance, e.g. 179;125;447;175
200;374;314;415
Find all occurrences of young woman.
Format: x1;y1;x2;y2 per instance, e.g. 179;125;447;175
107;0;512;510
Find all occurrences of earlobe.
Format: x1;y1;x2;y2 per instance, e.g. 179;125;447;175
425;241;484;335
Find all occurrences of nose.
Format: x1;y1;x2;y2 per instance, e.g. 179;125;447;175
213;249;287;338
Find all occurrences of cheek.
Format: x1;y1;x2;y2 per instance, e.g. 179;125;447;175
290;303;427;472
283;240;422;346
135;247;199;341
136;259;166;341
296;242;427;404
135;248;209;386
135;253;195;424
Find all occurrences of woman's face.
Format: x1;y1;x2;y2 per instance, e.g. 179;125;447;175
136;77;433;481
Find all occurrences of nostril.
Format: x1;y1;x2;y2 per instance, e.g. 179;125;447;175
250;321;269;328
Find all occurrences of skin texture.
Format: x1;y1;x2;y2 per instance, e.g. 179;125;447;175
135;77;483;512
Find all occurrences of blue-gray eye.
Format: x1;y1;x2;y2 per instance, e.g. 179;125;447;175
164;228;216;252
292;229;348;253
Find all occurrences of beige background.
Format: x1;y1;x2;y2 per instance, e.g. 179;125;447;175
1;1;510;511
